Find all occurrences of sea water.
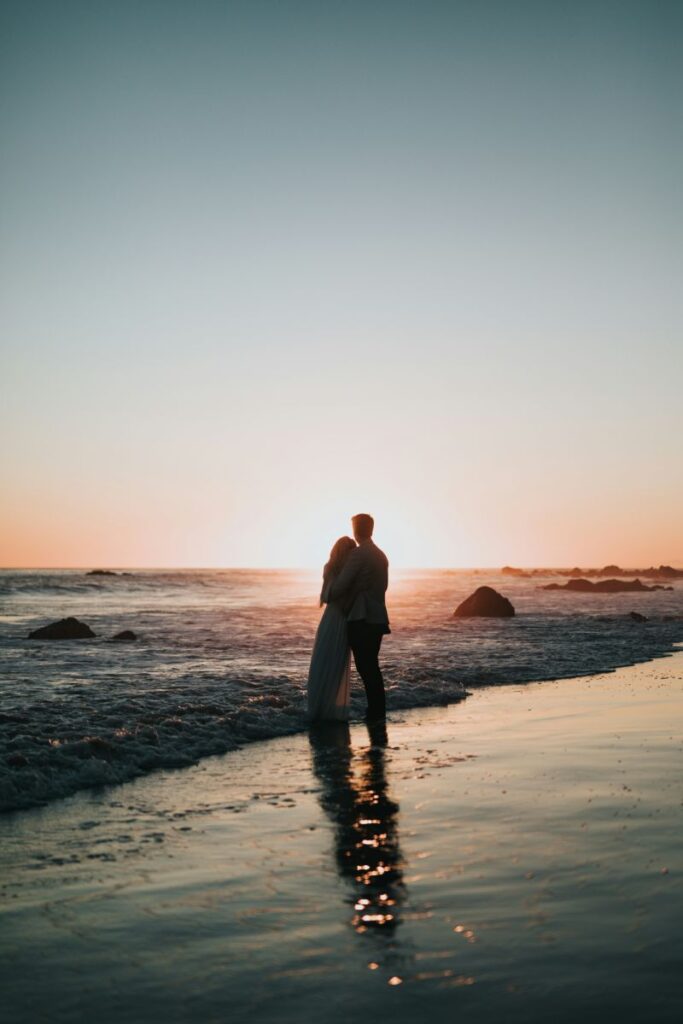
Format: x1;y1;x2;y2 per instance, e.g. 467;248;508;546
1;568;681;812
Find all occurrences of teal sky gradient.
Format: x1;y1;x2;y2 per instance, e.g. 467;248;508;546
1;1;682;566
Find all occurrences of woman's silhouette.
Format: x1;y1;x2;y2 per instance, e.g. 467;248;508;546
307;537;356;720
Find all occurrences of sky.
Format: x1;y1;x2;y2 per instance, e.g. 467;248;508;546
1;0;682;568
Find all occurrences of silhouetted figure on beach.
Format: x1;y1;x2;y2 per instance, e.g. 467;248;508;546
329;514;390;720
307;514;390;722
307;536;356;721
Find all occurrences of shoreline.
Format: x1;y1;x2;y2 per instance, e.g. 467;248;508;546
2;641;683;817
2;653;682;1022
3;565;682;817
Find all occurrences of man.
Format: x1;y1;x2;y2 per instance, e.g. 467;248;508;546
328;513;390;720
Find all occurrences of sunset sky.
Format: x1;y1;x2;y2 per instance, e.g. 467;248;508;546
1;0;681;568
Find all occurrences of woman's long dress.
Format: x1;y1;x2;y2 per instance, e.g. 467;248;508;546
307;583;351;721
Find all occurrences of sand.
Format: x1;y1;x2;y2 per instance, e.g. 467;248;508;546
1;652;682;1023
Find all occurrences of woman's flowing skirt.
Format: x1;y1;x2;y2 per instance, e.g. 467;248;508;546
307;603;351;721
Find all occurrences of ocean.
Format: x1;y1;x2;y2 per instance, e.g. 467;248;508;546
1;568;682;813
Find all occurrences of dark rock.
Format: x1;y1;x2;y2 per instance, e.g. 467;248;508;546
543;578;672;593
108;630;138;643
561;564;683;580
628;611;648;622
86;569;117;576
454;586;515;617
28;617;96;640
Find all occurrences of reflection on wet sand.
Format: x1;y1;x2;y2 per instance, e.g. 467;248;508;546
309;721;405;938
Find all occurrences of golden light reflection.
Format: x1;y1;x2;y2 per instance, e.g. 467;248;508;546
308;720;405;941
452;923;478;943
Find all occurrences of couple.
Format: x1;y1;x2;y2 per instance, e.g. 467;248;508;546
307;513;390;723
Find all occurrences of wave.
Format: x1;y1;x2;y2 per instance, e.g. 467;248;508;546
2;626;682;814
1;567;682;813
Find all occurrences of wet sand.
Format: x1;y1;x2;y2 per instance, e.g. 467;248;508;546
2;652;682;1023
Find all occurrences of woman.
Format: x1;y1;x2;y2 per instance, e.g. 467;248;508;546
307;536;356;721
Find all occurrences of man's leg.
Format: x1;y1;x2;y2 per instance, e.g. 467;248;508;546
348;622;386;720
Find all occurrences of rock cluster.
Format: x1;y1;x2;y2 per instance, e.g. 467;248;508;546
28;619;139;641
561;564;683;581
542;578;672;593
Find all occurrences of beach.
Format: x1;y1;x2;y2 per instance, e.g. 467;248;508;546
2;651;682;1023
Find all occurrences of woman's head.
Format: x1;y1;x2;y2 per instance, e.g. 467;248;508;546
328;535;356;572
320;536;356;605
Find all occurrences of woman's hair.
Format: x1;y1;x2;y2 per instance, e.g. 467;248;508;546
321;535;356;604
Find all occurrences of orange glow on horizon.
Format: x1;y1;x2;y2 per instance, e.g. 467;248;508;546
1;484;682;572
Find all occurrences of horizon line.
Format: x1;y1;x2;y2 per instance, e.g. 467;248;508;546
2;562;682;572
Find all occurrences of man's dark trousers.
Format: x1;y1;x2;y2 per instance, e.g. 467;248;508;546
348;620;386;719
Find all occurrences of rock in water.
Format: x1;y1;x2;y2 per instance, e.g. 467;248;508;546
629;611;648;622
86;569;117;576
453;586;515;618
543;578;672;593
28;617;96;640
109;630;138;642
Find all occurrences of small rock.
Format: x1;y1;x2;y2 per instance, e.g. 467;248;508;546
28;617;96;640
628;611;648;622
108;630;138;643
86;569;118;576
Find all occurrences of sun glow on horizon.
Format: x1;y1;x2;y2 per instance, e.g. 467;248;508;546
2;482;682;572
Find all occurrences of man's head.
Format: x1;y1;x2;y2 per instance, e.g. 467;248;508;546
351;513;374;543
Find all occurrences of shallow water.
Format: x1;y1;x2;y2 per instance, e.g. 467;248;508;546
1;568;682;811
1;656;681;1023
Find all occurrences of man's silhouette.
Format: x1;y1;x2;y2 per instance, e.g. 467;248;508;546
328;513;389;720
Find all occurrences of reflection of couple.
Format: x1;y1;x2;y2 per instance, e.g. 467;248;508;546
309;720;404;935
307;513;390;722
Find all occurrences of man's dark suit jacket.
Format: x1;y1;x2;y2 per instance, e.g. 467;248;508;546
328;539;390;632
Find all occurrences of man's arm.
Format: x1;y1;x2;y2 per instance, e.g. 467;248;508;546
328;547;363;601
